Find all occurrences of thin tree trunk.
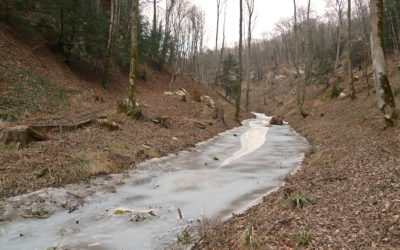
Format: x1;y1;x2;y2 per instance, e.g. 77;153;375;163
293;0;308;118
128;0;139;116
214;6;226;87
348;0;356;99
161;0;175;66
370;0;398;126
390;0;400;50
235;0;243;122
96;0;101;13
216;0;221;54
390;12;399;55
245;0;254;111
152;0;157;59
103;0;115;89
333;10;342;97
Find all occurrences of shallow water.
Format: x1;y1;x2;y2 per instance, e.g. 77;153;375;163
0;113;308;250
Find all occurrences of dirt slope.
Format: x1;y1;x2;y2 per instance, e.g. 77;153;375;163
0;23;251;198
199;59;400;248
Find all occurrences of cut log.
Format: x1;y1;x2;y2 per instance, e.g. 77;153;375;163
195;121;206;129
1;126;48;145
154;116;170;128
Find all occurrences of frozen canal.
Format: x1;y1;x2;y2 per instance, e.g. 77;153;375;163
0;113;308;249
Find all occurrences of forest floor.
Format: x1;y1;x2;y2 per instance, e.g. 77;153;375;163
199;60;400;248
0;23;251;198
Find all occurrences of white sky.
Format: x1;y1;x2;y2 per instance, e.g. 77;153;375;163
191;0;327;48
150;0;328;49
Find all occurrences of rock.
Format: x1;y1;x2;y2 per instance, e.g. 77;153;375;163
175;90;187;97
1;126;48;145
172;137;178;141
97;119;119;131
201;95;216;108
181;88;188;96
339;92;347;99
270;116;284;126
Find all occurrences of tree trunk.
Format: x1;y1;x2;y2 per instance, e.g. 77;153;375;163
103;0;116;90
235;0;243;122
214;6;227;87
333;9;342;97
370;0;398;126
390;0;400;51
128;0;139;117
390;12;399;55
294;0;308;118
245;0;254;112
216;0;221;54
152;0;157;60
348;0;356;99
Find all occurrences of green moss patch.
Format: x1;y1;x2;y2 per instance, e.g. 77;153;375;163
0;64;79;121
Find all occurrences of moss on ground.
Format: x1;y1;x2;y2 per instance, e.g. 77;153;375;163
0;63;79;121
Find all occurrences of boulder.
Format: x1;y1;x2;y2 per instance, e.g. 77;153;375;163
201;95;216;108
270;116;284;126
97;119;119;131
175;90;186;97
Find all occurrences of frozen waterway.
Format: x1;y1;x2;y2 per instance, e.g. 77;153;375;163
0;113;308;250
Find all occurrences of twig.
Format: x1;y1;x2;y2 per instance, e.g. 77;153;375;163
178;208;183;219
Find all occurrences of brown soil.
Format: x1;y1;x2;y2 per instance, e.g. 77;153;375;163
0;23;252;198
199;59;400;248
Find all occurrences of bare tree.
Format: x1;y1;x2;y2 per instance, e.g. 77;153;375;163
161;0;176;65
328;0;345;96
347;0;356;99
370;0;398;126
215;0;222;54
128;0;139;116
293;0;309;118
245;0;255;111
355;0;371;94
103;0;118;89
390;0;400;51
235;0;243;122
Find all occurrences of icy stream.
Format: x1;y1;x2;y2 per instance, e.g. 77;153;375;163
0;113;308;250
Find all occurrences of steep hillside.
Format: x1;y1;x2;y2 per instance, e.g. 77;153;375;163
0;23;251;198
201;57;400;248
